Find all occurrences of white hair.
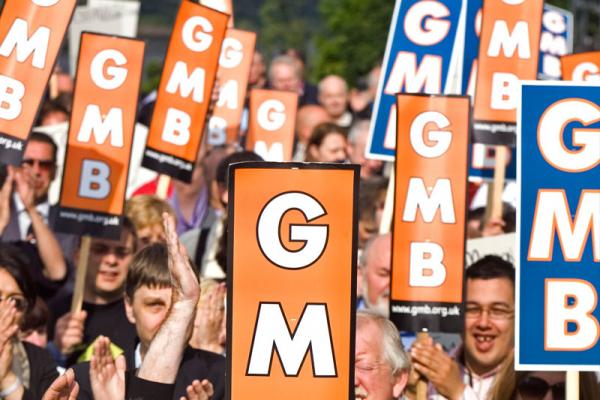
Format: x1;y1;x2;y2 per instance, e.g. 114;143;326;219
356;310;411;375
348;119;371;145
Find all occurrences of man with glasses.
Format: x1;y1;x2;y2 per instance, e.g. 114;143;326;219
408;255;515;399
1;132;78;256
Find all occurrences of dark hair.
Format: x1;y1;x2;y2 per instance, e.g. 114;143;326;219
307;122;348;149
125;243;198;300
122;216;138;254
27;132;58;163
37;99;69;126
215;151;264;186
466;255;514;284
20;297;49;332
0;243;37;313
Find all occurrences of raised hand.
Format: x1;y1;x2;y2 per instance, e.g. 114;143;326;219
53;311;86;355
90;336;126;400
0;166;14;234
181;379;214;400
191;281;225;353
13;169;35;212
163;213;200;305
42;369;79;400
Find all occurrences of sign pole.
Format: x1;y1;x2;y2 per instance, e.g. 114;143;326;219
379;169;395;234
566;371;579;400
489;145;508;220
415;329;429;400
70;235;91;313
156;174;171;200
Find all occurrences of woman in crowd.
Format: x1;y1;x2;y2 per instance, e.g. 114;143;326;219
0;243;58;399
305;122;349;163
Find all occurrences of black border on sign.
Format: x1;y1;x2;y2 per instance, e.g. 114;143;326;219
226;161;360;400
141;146;194;183
54;31;145;240
389;300;464;333
141;0;231;182
389;93;471;334
472;120;516;146
54;206;122;240
0;0;77;166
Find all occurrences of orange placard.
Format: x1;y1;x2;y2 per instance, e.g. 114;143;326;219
246;89;298;162
142;0;228;182
227;162;358;400
0;0;76;165
200;0;234;27
473;0;543;145
206;29;256;146
55;33;144;239
391;94;470;333
561;51;600;82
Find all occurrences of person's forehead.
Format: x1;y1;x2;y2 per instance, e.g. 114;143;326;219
356;320;384;355
466;277;514;305
272;63;296;77
0;268;20;293
92;231;134;248
134;285;171;302
366;237;391;267
24;140;53;158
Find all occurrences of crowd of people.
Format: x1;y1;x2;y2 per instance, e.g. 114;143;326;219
0;44;597;400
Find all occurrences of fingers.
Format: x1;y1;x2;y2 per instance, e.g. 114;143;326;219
184;379;214;400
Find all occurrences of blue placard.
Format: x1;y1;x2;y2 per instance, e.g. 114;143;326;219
468;143;516;181
366;0;466;161
538;4;573;80
460;0;481;96
517;81;600;371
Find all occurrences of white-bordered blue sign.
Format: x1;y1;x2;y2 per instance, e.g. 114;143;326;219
516;81;600;371
366;0;466;161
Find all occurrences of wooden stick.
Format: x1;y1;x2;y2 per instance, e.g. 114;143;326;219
49;72;59;100
70;235;91;313
485;146;509;222
379;169;395;234
415;330;430;400
156;174;171;200
566;371;579;400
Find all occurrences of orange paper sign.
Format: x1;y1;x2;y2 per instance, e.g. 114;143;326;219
142;0;229;182
0;0;76;164
561;51;600;82
473;0;543;145
55;33;144;239
227;162;359;400
246;89;298;162
391;94;470;333
207;29;256;146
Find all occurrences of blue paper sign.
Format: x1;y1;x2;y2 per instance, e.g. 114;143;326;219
538;4;573;80
517;81;600;371
366;0;466;161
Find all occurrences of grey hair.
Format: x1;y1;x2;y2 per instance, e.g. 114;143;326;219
268;55;300;81
356;309;411;375
348;119;371;145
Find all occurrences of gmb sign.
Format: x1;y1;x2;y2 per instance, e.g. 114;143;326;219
227;163;359;399
517;81;600;371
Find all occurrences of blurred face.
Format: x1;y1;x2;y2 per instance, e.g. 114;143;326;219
362;236;391;317
249;52;265;86
84;230;135;303
270;62;301;93
309;133;348;163
0;268;27;326
125;285;172;352
464;277;514;376
20;140;56;203
137;224;165;249
40;110;68;127
319;79;348;118
20;328;47;348
349;128;383;178
355;320;406;400
296;106;331;144
517;372;565;400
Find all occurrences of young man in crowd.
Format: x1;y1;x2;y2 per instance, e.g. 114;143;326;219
409;256;515;399
49;219;138;366
71;241;225;399
355;310;411;399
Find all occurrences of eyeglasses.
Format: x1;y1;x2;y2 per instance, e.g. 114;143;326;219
21;158;55;171
0;295;29;313
464;305;514;320
518;376;565;400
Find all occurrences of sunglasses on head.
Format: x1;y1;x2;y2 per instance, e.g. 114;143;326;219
518;376;565;400
21;158;54;170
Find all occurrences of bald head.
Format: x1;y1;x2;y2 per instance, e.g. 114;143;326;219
295;105;332;144
318;75;349;119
